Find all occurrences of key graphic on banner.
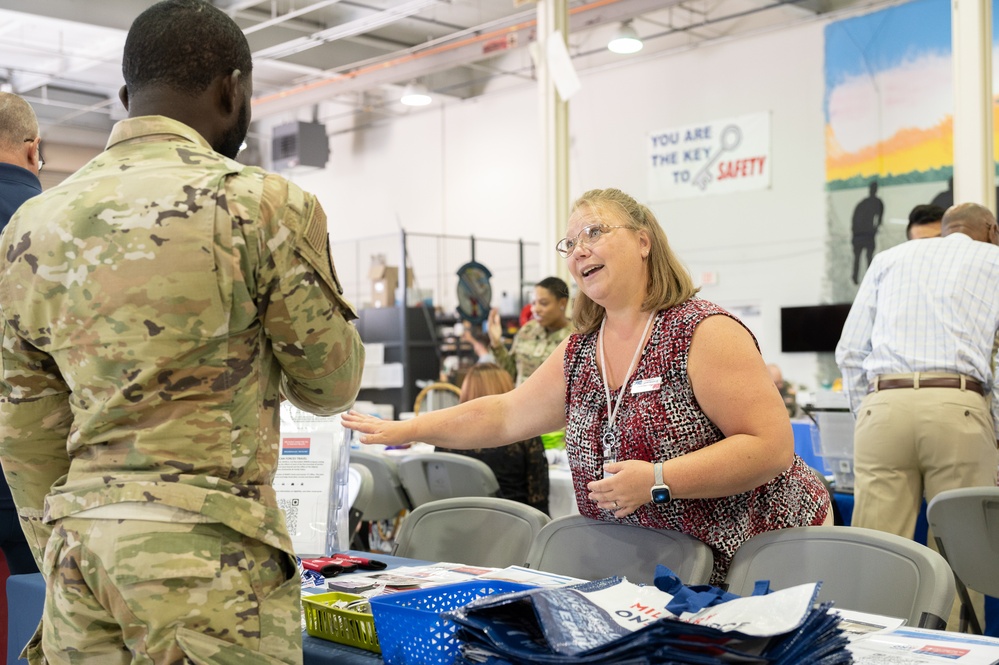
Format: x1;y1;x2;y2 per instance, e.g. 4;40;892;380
692;125;742;190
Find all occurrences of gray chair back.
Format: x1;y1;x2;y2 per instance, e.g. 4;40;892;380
725;525;956;628
397;452;499;508
393;496;550;568
927;486;999;633
349;449;412;521
525;514;715;585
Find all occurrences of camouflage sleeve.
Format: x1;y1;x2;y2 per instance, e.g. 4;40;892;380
491;339;517;380
0;321;73;569
258;177;364;416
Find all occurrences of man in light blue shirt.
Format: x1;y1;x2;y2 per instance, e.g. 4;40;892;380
836;202;999;540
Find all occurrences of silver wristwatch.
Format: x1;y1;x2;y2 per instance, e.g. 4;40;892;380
650;461;671;505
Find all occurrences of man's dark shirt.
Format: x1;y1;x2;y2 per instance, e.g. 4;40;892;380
0;161;42;236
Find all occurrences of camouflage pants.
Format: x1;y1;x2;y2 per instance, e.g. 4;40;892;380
27;517;302;664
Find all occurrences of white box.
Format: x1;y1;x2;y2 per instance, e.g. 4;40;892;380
360;362;404;389
824;455;855;490
352;400;395;420
364;342;385;366
812;411;855;459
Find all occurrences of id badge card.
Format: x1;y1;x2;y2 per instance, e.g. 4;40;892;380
602;431;616;479
631;377;662;394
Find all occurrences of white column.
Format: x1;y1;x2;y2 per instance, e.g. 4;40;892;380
951;0;994;212
537;0;571;284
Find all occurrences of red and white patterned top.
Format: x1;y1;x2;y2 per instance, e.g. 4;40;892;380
563;298;830;583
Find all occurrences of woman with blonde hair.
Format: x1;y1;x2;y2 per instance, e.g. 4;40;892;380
435;363;549;514
345;187;829;583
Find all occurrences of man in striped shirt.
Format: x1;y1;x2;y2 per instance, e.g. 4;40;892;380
836;202;999;540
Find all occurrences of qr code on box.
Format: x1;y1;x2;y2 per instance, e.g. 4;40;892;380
278;497;300;536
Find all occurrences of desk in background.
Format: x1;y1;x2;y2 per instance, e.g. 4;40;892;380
792;420;830;475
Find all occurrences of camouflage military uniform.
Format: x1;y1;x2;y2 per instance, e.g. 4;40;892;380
491;320;571;386
0;116;364;664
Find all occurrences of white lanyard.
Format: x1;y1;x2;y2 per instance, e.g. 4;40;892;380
598;310;656;466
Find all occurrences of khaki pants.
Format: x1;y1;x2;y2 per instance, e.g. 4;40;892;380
852;384;997;538
852;384;996;631
28;518;302;665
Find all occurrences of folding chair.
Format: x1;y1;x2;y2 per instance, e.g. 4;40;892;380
348;449;412;521
412;381;461;415
347;463;374;550
397;452;499;508
725;525;955;628
525;514;715;585
393;496;550;568
349;449;413;550
927;486;999;633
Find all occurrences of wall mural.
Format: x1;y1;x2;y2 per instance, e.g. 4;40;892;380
824;0;999;302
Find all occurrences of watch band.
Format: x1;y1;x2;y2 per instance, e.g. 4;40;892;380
654;462;664;486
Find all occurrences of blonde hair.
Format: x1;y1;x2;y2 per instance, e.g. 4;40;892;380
0;92;39;152
570;188;699;334
460;363;515;402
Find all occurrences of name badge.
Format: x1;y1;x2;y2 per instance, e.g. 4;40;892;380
631;377;662;394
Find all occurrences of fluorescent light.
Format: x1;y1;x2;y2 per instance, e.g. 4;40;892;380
400;82;432;107
608;21;643;54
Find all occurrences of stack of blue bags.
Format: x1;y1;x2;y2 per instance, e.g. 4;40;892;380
443;566;852;664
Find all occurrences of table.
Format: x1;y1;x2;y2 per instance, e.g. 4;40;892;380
10;546;999;665
792;420;829;474
302;551;430;665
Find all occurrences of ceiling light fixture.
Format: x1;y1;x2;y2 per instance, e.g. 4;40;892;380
607;21;643;55
400;82;432;107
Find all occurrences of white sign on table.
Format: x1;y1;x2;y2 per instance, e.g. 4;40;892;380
275;408;351;557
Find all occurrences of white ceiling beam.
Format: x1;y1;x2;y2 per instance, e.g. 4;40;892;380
242;0;345;35
252;0;446;60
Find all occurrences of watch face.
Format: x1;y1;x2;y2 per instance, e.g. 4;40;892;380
651;486;671;504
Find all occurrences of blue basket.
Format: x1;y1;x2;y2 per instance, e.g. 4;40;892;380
369;580;534;665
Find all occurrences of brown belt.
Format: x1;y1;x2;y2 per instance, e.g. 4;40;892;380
871;377;986;395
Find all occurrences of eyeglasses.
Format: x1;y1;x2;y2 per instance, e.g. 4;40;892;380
556;224;632;258
23;138;43;171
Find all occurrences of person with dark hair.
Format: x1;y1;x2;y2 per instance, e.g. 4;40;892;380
436;363;549;514
906;203;945;240
851;181;885;284
487;276;572;385
836;202;999;542
345;188;830;585
0;1;363;662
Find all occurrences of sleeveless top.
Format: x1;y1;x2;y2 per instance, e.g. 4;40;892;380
563;298;829;583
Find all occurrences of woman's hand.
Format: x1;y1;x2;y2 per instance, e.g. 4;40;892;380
487;308;503;346
586;460;655;518
341;410;414;446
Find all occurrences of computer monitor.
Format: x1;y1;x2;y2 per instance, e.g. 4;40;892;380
780;304;852;353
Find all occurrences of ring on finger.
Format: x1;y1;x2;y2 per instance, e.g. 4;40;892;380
613;500;619;508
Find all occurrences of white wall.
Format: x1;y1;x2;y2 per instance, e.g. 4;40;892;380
287;18;834;390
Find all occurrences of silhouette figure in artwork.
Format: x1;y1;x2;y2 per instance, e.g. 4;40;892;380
851;181;885;284
930;177;953;210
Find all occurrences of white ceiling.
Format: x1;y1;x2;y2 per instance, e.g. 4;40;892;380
0;0;881;154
